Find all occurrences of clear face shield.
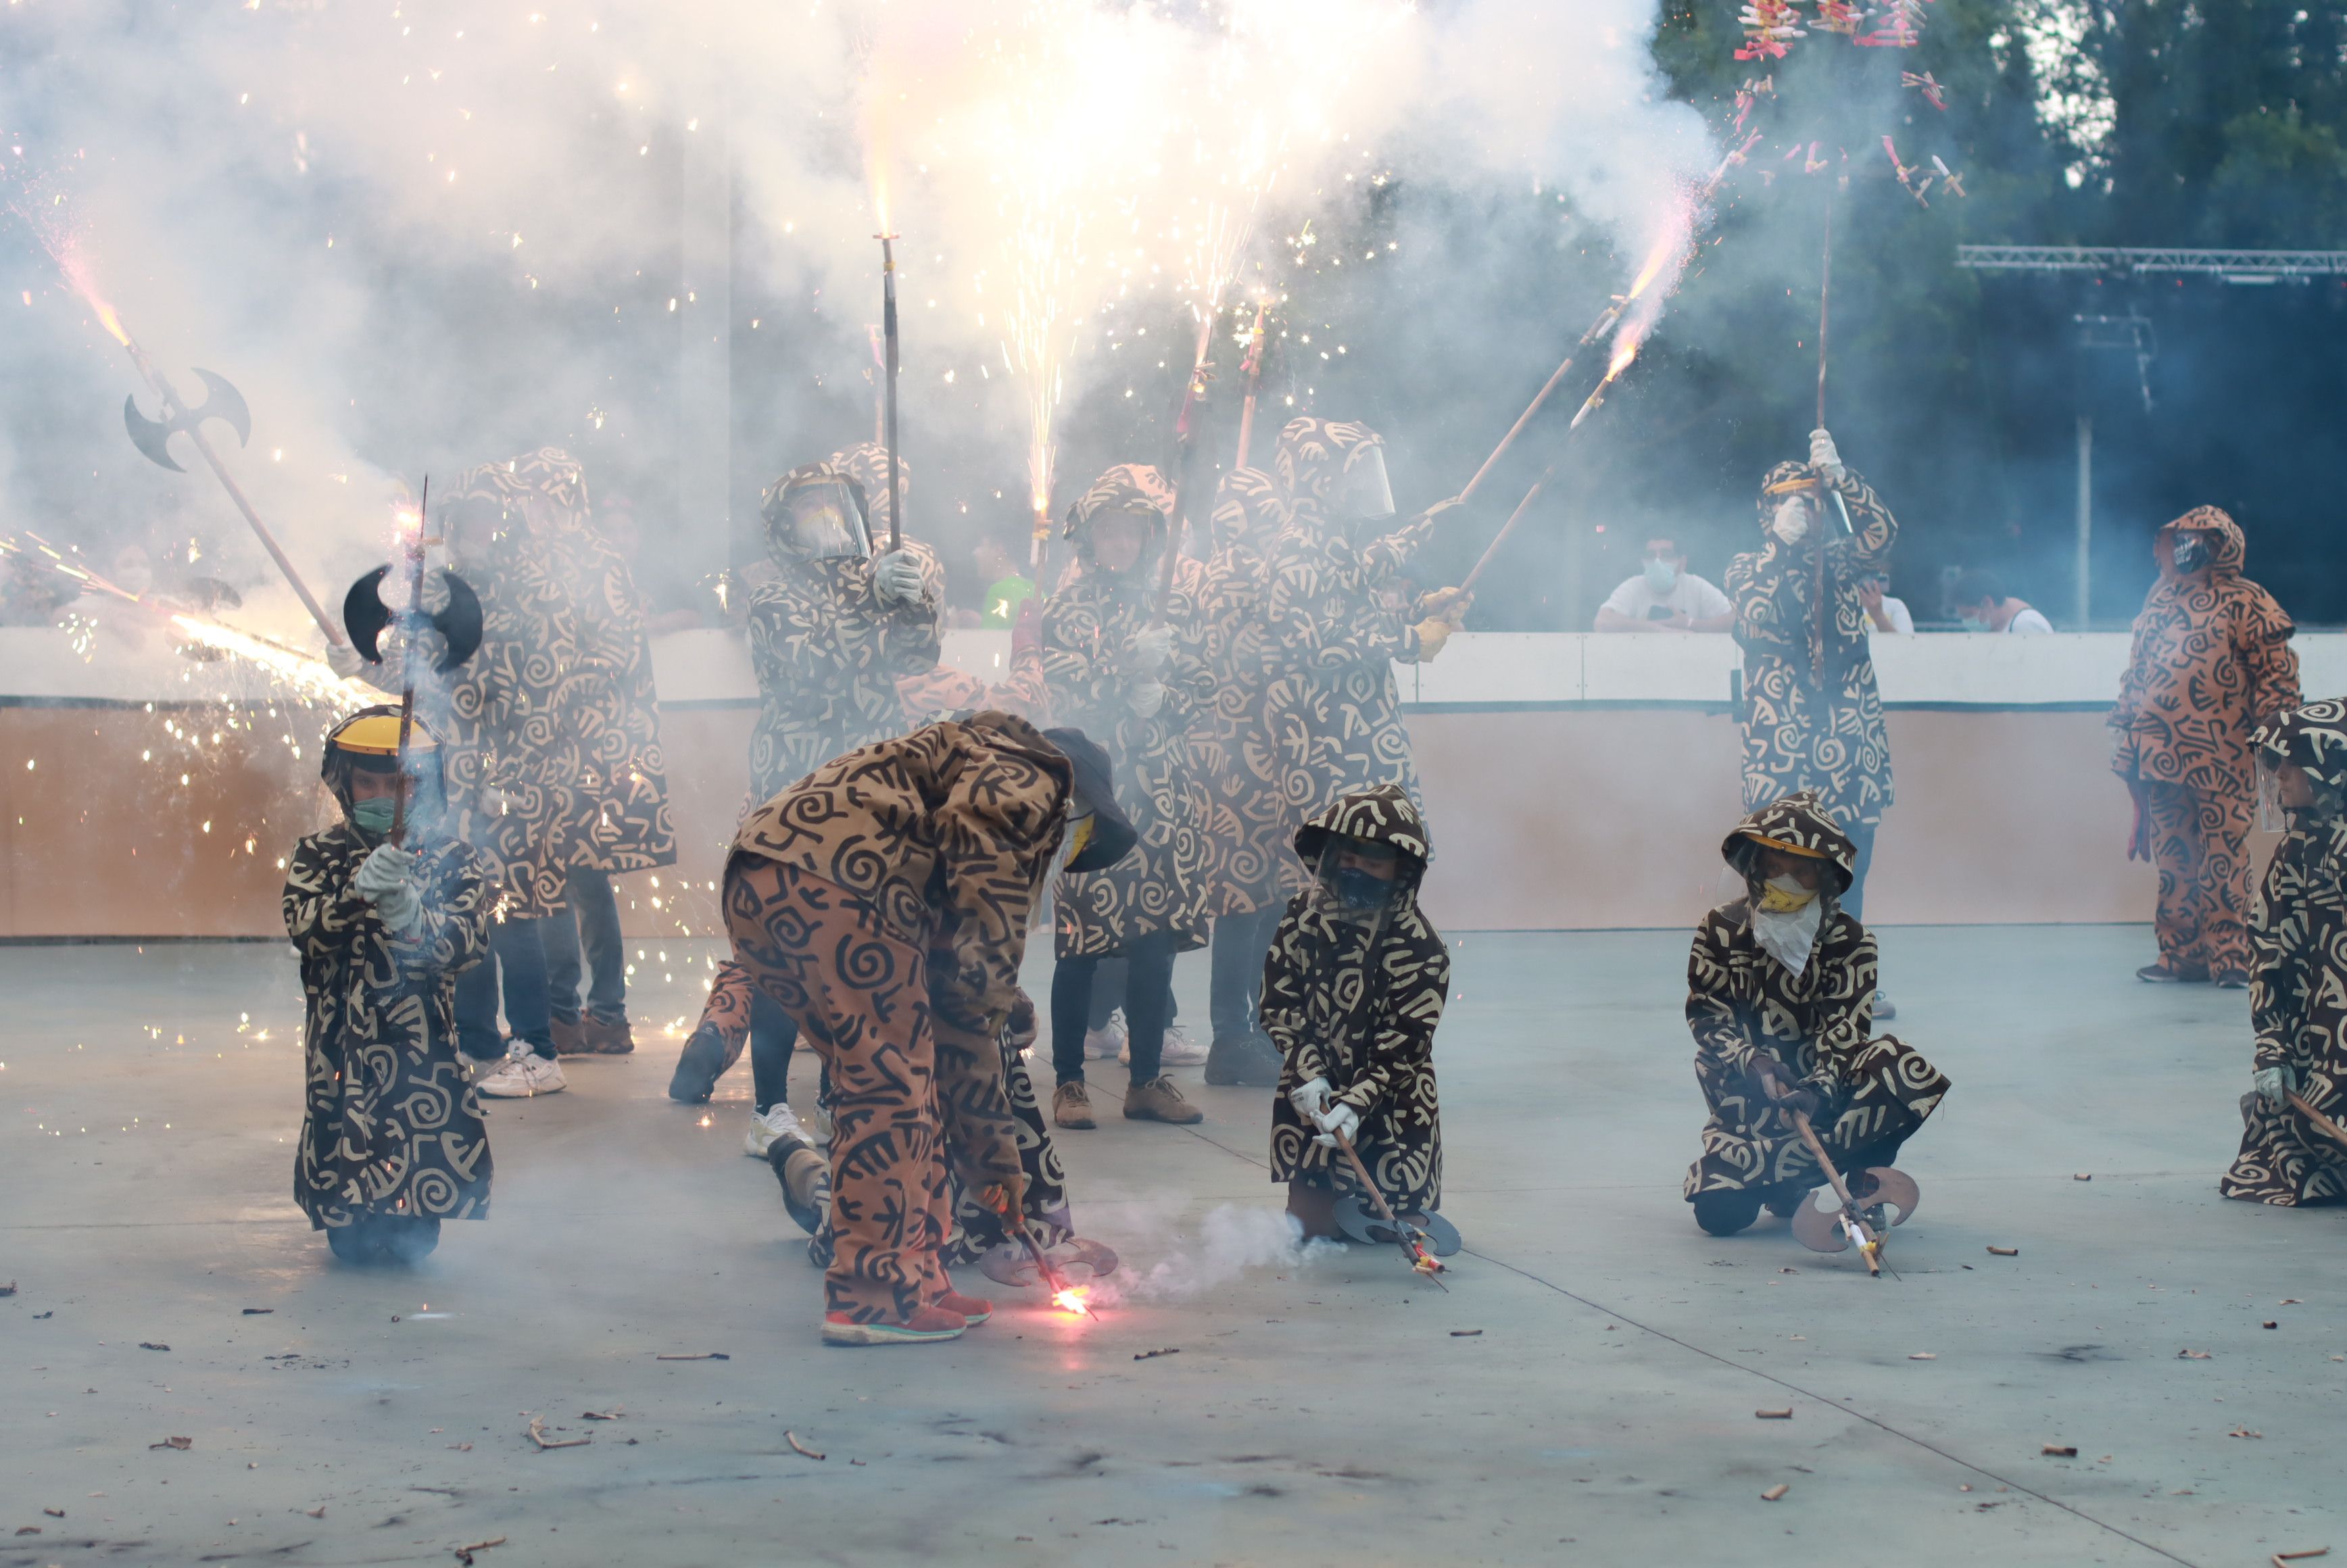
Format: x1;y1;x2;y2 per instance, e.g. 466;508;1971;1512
1087;511;1153;579
1314;833;1403;925
1332;447;1395;537
785;478;871;561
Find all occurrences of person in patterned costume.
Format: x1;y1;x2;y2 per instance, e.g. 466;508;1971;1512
1192;467;1290;1088
287;708;496;1265
431;449;679;1098
1681;790;1950;1238
666;455;940;1153
721;712;1133;1344
1728;428;1895;906
2222;700;2347;1205
1257;417;1469;848
1266;783;1449;1235
1040;464;1217;1130
2112;505;2300;987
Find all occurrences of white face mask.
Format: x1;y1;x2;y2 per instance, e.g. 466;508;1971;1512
1643;558;1678;593
1751;873;1826;975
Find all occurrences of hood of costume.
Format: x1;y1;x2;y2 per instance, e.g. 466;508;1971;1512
1294;781;1433;907
2112;505;2300;795
1061;463;1174;589
1274;417;1386;545
1720;789;1857;900
760;458;873;567
2256;698;2347;825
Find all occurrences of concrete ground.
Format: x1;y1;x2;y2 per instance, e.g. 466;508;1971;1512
4;925;2343;1567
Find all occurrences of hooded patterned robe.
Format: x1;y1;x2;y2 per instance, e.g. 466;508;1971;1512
1041;464;1215;958
1257;418;1446;842
2223;701;2347;1205
286;782;497;1231
1265;784;1449;1215
436;447;677;918
1683;791;1950;1200
1727;461;1897;828
744;458;944;800
1192;467;1292;915
2112;506;2300;977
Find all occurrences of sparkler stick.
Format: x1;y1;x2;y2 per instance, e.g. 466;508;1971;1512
1332;1128;1448;1290
2287;1091;2347;1154
116;335;345;647
1233;303;1268;471
389;478;429;848
1808;185;1856;682
1152;306;1219;619
1789;1108;1888;1278
986;1187;1094;1317
1459;463;1558;596
877;232;904;553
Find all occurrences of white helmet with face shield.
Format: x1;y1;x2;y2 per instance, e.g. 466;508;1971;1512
785;475;871;561
1332;446;1395;539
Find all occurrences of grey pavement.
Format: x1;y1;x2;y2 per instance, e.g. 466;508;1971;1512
4;926;2342;1567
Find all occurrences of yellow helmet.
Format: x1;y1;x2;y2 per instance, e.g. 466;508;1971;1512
324;707;439;760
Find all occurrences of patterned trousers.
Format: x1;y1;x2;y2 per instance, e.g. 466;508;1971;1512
2144;783;2254;977
724;857;951;1322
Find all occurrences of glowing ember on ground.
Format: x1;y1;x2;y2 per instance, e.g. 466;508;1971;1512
1052;1286;1092;1316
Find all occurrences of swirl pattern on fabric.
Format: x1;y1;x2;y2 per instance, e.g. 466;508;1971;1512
1191;467;1292;916
285;821;496;1230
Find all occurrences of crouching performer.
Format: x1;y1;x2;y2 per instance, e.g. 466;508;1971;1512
723;712;1132;1344
286;708;497;1265
1683;790;1950;1238
2223;700;2347;1206
1266;784;1451;1244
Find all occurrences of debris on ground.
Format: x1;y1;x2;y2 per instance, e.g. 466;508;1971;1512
580;1408;623;1421
2041;1444;2077;1456
2265;1321;2280;1329
2178;1348;2212;1359
2228;1427;2264;1439
1133;1347;1180;1361
305;1507;325;1518
654;1352;729;1361
241;1308;273;1315
149;1436;192;1451
1987;1246;2019;1256
785;1430;826;1461
0;1282;16;1297
525;1416;589;1450
2074;1173;2091;1181
138;1342;170;1352
453;1536;506;1565
1760;1484;1790;1501
1910;1352;1937;1360
1756;1408;1793;1419
1449;1329;1484;1337
2271;1550;2329;1565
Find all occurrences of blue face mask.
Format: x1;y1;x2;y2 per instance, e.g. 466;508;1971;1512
1331;864;1392;911
352;798;397;836
1643;558;1678;593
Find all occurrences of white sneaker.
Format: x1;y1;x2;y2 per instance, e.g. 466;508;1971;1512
477;1048;566;1098
812;1100;833;1147
745;1102;809;1159
1120;1021;1209;1066
1084;1008;1128;1061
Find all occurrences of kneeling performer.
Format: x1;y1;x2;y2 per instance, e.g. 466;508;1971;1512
723;712;1132;1344
1266;785;1450;1242
1683;791;1950;1238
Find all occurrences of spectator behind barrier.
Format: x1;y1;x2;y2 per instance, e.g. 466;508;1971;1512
1859;569;1913;635
1951;568;2053;634
1594;535;1734;634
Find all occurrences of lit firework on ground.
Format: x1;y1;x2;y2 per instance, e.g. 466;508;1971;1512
1052;1285;1094;1317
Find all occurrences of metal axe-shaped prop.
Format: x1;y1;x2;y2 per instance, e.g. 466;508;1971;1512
341;479;483;846
124;368;250;472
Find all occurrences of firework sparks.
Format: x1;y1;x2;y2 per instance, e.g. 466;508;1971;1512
1052;1285;1094;1317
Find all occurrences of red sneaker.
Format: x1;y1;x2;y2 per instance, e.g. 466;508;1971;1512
934;1290;993;1326
821;1304;967;1346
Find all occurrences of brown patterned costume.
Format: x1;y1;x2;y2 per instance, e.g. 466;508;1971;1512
287;735;497;1241
1682;791;1949;1231
2112;507;2300;980
437;447;677;918
2223;701;2347;1204
1257;418;1447;838
1042;464;1214;959
721;714;1075;1322
745;458;944;802
1727;461;1897;839
1193;467;1290;914
1265;785;1449;1216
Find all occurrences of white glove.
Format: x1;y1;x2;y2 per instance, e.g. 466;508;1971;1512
1312;1102;1362;1150
1129;622;1174;673
1128;679;1165;718
1808;427;1845;481
354;844;423;936
1289;1076;1332;1123
1770;496;1811;546
2254;1064;2296;1107
873;552;925;606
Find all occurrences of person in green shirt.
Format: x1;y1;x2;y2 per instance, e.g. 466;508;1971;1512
974;534;1038;628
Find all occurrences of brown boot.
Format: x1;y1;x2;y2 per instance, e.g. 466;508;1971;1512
1123;1075;1204;1125
1053;1081;1097;1129
579;1015;635;1055
548;1014;587;1056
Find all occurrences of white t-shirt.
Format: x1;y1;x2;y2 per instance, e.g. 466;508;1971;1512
1867;595;1914;635
1599;571;1733;626
2005;605;2054;635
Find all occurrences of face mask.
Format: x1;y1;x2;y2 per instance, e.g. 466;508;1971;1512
352;797;397;835
1643;559;1678;593
1332;864;1392;910
2171;534;2210;574
1757;873;1818;912
1750;875;1826;975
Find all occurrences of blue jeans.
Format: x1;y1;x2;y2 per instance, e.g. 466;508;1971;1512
1843;818;1879;925
543;867;627;1025
455;914;554;1060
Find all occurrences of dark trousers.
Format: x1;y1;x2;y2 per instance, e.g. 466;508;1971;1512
1843;818;1879;926
750;987;800;1114
1084;957;1178;1033
1209;903;1284;1042
1052;929;1176;1087
454;914;554;1060
542;867;627;1025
